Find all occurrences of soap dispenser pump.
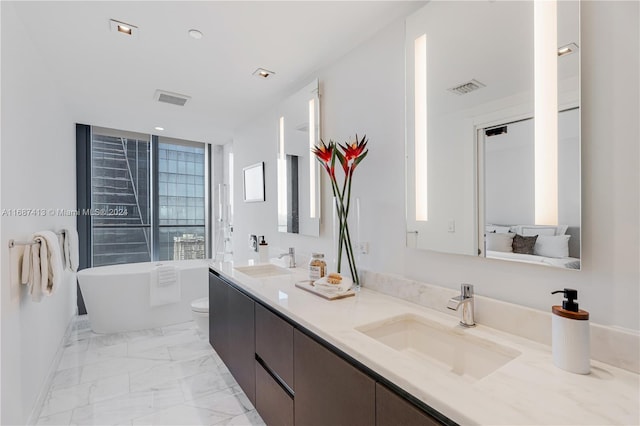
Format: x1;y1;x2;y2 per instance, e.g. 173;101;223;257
258;236;269;263
551;288;590;374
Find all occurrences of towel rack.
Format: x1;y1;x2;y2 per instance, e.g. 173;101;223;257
8;231;65;249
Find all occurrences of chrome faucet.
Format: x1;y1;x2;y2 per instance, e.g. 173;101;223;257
447;284;476;327
278;247;296;268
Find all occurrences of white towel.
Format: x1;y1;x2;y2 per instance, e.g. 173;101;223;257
149;264;181;307
33;231;64;297
62;228;79;272
30;240;44;302
21;244;32;285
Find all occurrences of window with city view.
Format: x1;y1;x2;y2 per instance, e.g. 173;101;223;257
88;127;208;267
157;142;206;261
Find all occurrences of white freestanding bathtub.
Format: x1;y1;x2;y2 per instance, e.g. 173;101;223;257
77;259;209;333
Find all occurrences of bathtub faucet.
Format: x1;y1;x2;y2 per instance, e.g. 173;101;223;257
278;247;296;268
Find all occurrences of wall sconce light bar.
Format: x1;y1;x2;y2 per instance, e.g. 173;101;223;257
415;34;428;221
277;116;287;227
534;0;558;225
309;99;318;219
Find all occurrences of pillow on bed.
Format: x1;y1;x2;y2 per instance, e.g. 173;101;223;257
486;232;515;252
511;224;569;236
486;224;512;234
534;235;571;258
512;234;537;254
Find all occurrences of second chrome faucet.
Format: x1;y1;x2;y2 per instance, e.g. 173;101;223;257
278;247;296;268
447;283;476;327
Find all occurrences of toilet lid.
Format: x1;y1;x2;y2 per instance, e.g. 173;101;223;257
191;297;209;313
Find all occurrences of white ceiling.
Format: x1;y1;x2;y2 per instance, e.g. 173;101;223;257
8;1;425;144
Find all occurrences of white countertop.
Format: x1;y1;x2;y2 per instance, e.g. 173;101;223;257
210;261;640;425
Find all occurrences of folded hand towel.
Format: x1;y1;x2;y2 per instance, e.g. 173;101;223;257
62;228;79;272
34;231;64;296
150;265;181;307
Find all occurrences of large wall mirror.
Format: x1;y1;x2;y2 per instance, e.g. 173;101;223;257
405;1;581;269
277;79;321;237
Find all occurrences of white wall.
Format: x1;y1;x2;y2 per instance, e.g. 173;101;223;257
233;1;639;331
1;4;77;424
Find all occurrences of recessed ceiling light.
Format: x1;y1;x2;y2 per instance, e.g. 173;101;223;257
558;42;579;57
253;68;275;79
110;19;138;38
188;29;203;40
154;127;164;131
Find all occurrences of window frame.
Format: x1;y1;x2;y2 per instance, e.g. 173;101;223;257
77;124;212;269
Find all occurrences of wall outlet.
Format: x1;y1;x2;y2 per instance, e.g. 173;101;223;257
249;234;258;252
358;242;370;254
448;220;456;233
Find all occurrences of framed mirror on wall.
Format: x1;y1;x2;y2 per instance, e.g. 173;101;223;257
276;79;321;237
243;162;265;203
405;0;581;269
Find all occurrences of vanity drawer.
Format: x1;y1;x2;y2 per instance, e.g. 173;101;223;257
255;360;294;426
376;382;441;426
255;303;294;390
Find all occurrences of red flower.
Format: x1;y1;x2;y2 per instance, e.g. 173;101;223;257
339;134;368;174
312;139;333;163
340;134;368;162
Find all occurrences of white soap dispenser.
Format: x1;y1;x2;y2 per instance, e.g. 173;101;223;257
258;236;269;263
551;288;590;374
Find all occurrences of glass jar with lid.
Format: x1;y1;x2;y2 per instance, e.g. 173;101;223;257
308;253;326;280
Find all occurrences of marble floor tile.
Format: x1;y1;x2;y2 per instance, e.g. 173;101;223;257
80;356;167;384
36;316;264;426
58;342;128;371
186;387;254;418
129;353;218;391
167;338;215;362
215;410;266;426
180;370;238;402
40;374;130;417
36;409;73;425
51;366;83;391
131;404;231;426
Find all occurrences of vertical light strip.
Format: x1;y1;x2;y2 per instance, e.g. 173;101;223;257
309;99;317;218
414;34;428;221
277;116;287;228
279;116;285;161
228;152;234;220
534;0;558;225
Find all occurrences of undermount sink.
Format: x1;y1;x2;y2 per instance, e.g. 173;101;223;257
356;314;520;381
234;264;292;278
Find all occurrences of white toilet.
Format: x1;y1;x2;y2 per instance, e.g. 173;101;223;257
191;297;209;337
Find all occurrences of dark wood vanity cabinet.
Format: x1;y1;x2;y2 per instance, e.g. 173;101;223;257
209;273;228;361
255;303;294;389
209;270;449;426
255;361;294;426
376;383;441;426
208;272;256;405
294;329;376;426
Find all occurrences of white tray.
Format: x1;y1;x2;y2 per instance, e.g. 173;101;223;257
294;280;356;300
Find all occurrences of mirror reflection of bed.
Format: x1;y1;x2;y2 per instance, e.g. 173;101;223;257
482;108;580;269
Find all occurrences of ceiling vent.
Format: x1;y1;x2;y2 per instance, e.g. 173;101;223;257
447;79;486;95
154;90;191;107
